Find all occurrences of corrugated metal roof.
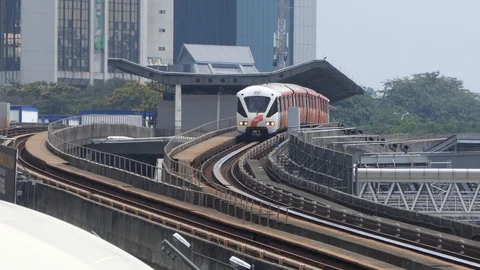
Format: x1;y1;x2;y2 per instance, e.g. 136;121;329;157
182;44;255;65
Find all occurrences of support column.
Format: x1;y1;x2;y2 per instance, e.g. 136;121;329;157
216;87;221;129
103;0;109;81
175;84;182;135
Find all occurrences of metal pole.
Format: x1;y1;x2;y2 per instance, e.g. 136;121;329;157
175;84;182;135
162;240;200;270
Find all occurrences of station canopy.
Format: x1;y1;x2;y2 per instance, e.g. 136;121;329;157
108;57;364;103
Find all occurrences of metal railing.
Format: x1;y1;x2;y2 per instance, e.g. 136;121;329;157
47;114;163;182
162;117;237;186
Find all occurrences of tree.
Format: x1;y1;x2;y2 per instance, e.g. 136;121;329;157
108;81;163;112
331;72;480;136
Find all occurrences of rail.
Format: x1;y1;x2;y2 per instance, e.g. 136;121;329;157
46;114;171;184
162;117;236;187
234;135;480;268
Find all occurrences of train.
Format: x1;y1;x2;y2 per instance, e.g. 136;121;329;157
236;83;330;141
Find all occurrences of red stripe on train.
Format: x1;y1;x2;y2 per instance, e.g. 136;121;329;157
251;114;264;127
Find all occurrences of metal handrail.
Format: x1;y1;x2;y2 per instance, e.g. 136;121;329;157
46;114;166;183
162;117;237;185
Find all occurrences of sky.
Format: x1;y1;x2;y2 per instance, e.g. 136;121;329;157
316;0;480;93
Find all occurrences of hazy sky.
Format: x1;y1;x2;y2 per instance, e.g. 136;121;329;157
316;0;480;92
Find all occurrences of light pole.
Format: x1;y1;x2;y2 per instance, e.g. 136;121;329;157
401;112;410;120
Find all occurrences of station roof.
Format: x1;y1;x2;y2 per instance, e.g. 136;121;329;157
108;58;364;102
177;44;256;65
0;201;153;270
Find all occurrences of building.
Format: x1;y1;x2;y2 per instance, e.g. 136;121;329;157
9;105;38;123
174;0;317;72
0;0;316;86
0;0;169;87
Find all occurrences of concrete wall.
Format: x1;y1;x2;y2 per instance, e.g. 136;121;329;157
21;0;58;84
147;0;174;65
53;124;155;147
293;0;317;65
157;95;236;131
21;183;289;270
266;139;480;240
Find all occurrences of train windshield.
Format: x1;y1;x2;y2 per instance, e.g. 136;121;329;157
244;96;271;113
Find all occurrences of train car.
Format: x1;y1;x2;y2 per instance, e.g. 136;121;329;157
236;83;329;141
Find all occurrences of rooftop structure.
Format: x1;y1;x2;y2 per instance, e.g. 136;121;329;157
176;44;259;74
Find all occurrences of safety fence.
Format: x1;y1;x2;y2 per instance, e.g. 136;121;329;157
46;114;304;227
47;115;164;184
47;114;238;190
265;140;480;239
162;117;237;187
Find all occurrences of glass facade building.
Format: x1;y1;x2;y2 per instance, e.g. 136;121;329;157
0;0;21;72
173;0;296;72
57;0;90;72
236;0;294;71
108;0;141;64
173;0;236;63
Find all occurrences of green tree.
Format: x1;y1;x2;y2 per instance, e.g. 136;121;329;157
108;81;163;112
331;72;480;136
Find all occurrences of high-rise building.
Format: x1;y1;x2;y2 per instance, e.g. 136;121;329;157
0;0;170;86
174;0;317;72
0;0;21;83
0;0;316;86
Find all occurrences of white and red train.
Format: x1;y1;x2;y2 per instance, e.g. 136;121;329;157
236;83;330;140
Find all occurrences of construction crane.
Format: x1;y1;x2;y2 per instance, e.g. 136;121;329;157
273;0;288;70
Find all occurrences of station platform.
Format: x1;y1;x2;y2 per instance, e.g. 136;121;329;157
23;132;466;270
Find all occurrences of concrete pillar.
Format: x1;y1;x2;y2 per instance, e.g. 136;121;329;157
103;0;109;81
175;84;182;135
88;0;95;85
216;90;221;129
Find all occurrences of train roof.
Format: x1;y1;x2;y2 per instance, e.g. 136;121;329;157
0;201;154;270
238;83;329;100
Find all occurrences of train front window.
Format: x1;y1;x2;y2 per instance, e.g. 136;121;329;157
244;96;271;113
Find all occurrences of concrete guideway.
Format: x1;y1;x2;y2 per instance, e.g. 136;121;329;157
212;139;480;270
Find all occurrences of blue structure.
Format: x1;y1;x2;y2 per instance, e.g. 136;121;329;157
38;114;72;124
10;105;39;123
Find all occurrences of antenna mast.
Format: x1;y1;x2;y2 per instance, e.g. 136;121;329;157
273;0;288;70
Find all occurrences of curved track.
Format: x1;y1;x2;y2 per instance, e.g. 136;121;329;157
209;141;480;269
16;132;364;270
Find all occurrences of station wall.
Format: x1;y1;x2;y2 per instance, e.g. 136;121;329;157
156;95;236;131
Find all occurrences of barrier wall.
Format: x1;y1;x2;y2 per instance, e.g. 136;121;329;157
266;139;480;240
21;183;289;270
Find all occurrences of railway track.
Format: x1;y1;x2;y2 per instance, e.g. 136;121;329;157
202;137;480;269
14;132;369;270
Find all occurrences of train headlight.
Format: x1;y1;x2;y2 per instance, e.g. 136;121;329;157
265;121;275;126
239;121;248;126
